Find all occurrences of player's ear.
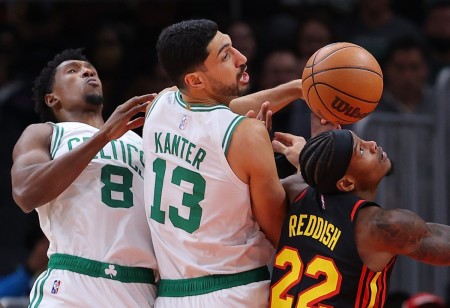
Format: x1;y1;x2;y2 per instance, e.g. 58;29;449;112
184;72;205;89
45;94;59;107
336;176;354;192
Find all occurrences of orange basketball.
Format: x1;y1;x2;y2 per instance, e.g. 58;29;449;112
301;42;383;124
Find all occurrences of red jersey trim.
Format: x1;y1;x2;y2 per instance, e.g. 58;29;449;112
350;200;365;222
294;188;308;203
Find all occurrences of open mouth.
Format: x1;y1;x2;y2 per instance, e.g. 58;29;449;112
239;71;249;84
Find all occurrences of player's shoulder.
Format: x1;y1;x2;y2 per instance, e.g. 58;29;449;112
230;118;271;157
146;87;177;115
14;123;54;152
234;117;268;139
21;122;54;137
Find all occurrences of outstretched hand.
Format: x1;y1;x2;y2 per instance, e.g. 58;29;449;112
272;132;306;171
246;101;272;133
310;113;341;137
102;93;156;140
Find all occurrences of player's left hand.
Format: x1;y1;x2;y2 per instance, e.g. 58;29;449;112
311;113;341;137
246;101;272;133
272;132;306;171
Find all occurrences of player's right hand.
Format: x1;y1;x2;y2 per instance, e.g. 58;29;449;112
310;113;341;137
272;132;306;171
102;93;156;140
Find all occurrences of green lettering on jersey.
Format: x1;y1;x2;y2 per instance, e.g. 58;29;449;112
150;157;205;234
155;132;163;153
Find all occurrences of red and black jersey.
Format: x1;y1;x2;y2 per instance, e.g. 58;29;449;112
270;187;396;308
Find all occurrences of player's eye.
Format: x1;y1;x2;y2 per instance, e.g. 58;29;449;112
68;69;76;73
223;53;229;61
359;147;364;156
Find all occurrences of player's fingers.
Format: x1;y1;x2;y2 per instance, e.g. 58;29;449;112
274;131;296;143
256;101;270;120
272;140;287;154
124;94;156;109
265;110;273;131
246;110;256;118
127;117;145;130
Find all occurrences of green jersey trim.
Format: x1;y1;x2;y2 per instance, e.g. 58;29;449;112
175;91;229;112
146;93;165;120
222;115;245;155
48;253;155;284
50;124;64;159
158;266;269;297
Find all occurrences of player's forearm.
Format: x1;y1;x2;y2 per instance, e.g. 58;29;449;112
256;188;287;247
408;223;450;265
12;132;110;212
230;79;303;115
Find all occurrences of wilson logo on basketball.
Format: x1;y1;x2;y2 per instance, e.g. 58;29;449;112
331;96;369;120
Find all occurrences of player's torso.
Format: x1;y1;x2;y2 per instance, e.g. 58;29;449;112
270;188;392;308
143;91;273;279
37;122;155;268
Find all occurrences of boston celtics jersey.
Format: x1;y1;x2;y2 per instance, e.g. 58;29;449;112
37;122;156;269
270;187;396;308
143;90;273;279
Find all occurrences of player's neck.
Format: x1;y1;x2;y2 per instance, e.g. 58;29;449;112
179;91;224;107
354;189;377;202
57;111;104;128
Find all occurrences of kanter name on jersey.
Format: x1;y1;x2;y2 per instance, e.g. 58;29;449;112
154;131;206;170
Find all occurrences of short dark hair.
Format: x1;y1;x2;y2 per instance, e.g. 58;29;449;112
156;19;218;88
32;48;88;122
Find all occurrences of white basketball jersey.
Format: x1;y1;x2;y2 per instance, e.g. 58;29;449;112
37;122;156;269
143;90;273;279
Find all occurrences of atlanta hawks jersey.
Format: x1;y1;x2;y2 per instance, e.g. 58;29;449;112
143;90;273;279
270;187;396;308
37;122;156;269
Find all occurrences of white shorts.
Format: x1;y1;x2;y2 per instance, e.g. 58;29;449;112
155;280;269;308
29;269;157;307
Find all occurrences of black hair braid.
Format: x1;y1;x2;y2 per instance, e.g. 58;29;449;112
300;131;334;188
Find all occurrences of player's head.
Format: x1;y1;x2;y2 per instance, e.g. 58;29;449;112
157;19;249;103
300;129;392;194
33;48;103;122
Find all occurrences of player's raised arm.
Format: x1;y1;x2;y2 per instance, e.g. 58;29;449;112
229;79;303;116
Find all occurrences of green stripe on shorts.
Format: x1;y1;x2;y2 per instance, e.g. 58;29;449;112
158;266;270;297
48;253;155;284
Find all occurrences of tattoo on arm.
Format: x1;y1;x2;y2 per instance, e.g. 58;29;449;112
373;209;450;265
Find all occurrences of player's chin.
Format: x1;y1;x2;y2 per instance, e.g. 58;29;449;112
237;84;250;96
385;159;394;177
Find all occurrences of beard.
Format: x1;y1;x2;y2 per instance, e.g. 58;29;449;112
85;94;104;106
210;79;249;98
208;65;250;99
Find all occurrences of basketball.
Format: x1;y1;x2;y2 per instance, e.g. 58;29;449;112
301;42;383;124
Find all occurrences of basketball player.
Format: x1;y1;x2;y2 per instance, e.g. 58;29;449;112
11;49;157;306
269;129;450;307
143;19;303;307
